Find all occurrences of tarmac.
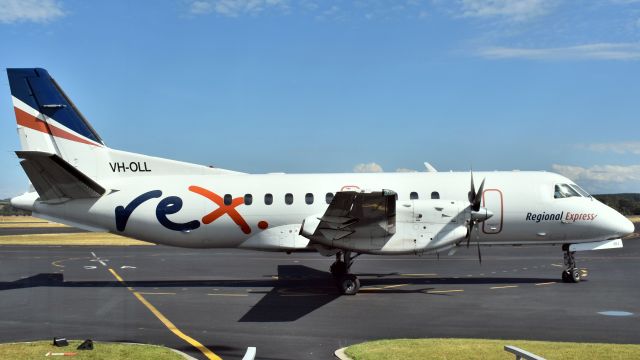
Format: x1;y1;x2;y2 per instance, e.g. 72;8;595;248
0;234;638;359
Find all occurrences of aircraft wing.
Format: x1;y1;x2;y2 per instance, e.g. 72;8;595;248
16;151;106;201
301;190;397;241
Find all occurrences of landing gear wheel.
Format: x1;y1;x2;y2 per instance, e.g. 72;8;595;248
338;274;360;295
570;268;582;283
330;261;347;277
561;245;581;283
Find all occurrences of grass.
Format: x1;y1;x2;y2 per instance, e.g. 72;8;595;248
0;233;153;246
0;340;183;359
0;216;50;223
628;215;640;223
0;222;68;228
345;338;640;360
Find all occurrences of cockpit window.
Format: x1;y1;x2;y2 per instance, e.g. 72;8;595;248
554;184;581;199
570;184;591;197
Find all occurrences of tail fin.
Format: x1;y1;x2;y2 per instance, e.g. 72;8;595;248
8;68;104;149
8;68;106;179
7;68;243;186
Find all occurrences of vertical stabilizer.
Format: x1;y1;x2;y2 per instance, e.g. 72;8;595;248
7;68;105;178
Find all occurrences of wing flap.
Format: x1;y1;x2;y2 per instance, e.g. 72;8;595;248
301;189;397;244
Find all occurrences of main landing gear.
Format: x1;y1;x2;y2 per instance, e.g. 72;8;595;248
561;244;583;283
330;251;360;295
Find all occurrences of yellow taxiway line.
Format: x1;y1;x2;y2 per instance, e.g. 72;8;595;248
108;268;221;360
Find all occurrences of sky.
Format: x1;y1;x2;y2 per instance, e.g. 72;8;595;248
0;0;639;198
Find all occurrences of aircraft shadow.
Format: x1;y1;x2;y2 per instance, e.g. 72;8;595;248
0;265;557;322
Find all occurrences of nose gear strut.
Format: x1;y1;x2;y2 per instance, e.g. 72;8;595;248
561;244;583;283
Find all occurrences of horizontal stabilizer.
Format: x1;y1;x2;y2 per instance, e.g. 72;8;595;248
16;151;106;201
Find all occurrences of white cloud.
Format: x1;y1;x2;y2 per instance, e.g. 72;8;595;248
552;164;640;193
552;164;640;183
478;43;640;60
188;0;288;17
580;142;640;155
0;0;64;24
353;162;384;173
459;0;554;22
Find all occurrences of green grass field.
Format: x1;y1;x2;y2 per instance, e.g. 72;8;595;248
345;338;640;360
0;232;153;246
0;340;183;359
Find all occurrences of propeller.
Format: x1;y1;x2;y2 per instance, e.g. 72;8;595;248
465;171;491;264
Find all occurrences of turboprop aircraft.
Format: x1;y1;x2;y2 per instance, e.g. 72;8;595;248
6;68;635;295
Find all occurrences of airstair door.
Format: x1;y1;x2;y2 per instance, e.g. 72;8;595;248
482;189;503;234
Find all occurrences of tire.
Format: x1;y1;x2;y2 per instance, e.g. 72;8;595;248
338;274;360;295
571;269;581;283
561;271;571;283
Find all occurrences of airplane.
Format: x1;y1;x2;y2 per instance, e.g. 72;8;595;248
6;68;635;295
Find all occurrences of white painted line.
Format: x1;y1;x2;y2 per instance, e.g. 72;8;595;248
535;282;556;286
490;285;518;290
382;284;408;289
207;293;248;297
427;289;464;294
400;273;437;276
121;266;136;269
138;292;176;295
84;266;96;270
551;264;563;267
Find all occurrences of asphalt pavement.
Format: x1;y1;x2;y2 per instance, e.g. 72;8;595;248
0;238;639;359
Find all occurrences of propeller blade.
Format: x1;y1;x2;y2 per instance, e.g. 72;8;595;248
468;171;475;203
477;241;482;264
466;224;471;248
473;178;486;212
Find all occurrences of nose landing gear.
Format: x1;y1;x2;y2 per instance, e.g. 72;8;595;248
561;244;584;283
330;251;360;295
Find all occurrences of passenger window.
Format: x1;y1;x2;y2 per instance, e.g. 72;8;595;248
264;193;273;205
285;193;294;205
244;194;252;205
326;192;334;204
224;194;232;206
554;184;580;199
431;191;440;199
410;192;419;200
305;193;314;205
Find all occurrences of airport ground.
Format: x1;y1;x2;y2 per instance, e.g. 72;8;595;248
0;219;638;359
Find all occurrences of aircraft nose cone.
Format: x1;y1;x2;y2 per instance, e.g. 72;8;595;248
620;217;636;237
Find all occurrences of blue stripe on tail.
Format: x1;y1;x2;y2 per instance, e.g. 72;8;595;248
7;68;103;145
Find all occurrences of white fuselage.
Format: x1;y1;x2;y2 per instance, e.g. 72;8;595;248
19;170;633;255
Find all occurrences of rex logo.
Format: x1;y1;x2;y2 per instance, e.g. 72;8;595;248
115;186;251;234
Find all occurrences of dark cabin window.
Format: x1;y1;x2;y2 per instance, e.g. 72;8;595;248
305;193;314;205
264;193;273;205
431;191;440;199
325;192;334;204
285;193;294;205
224;194;232;205
410;192;419;200
244;194;252;205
